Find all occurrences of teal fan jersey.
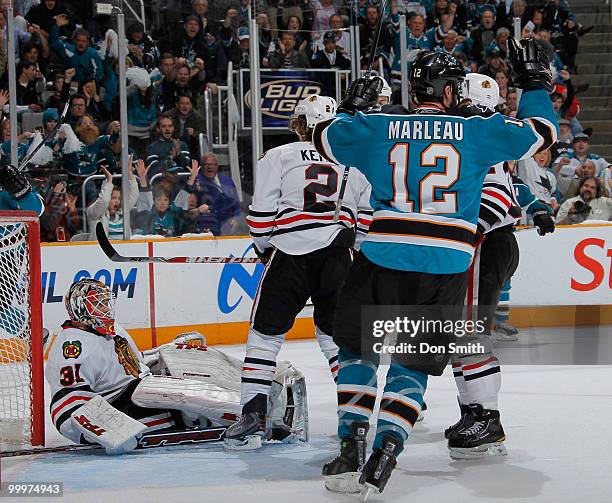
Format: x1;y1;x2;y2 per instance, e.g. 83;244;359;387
313;88;558;274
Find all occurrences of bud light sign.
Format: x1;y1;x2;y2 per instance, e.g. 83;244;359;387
240;69;348;130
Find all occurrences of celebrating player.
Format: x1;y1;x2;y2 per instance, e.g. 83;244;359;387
223;95;372;450
313;40;558;499
446;73;556;460
46;278;306;454
0;163;43;214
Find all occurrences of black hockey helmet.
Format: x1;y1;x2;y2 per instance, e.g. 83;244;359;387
409;51;466;105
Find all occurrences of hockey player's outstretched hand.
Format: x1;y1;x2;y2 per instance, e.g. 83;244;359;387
337;77;383;115
0;164;31;199
532;210;555;236
507;38;554;92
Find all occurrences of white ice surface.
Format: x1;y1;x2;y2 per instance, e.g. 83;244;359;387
2;330;612;503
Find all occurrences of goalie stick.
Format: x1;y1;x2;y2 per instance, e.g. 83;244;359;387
96;222;262;264
333;0;389;222
1;426;227;457
18;102;70;172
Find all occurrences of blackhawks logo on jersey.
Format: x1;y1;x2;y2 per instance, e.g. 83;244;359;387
114;335;141;378
63;340;82;359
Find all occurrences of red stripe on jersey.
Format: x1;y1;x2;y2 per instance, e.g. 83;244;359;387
246;217;275;229
463;356;498;371
275;213;355;226
51;395;93;422
242;367;257;371
358;218;372;226
482;189;511;208
330;365;339;373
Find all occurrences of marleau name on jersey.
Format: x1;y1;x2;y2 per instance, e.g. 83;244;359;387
388;120;464;142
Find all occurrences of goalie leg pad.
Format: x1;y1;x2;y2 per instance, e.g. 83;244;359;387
131;375;241;424
268;361;309;444
70;395;147;455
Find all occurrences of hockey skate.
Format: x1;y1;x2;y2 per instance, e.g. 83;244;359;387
416;401;427;422
447;404;507;459
323;422;369;494
495;320;519;342
224;395;266;450
359;435;401;502
444;399;475;440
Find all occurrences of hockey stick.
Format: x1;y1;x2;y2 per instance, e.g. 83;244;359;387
18;102;70;172
96;222;261;264
1;426;227;457
333;0;389;222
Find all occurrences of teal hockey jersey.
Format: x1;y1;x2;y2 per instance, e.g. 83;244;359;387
313;88;558;274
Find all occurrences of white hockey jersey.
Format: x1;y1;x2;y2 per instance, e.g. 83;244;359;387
45;322;152;444
478;163;521;234
247;141;372;255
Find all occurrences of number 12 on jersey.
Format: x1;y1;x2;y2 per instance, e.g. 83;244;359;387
390;143;460;214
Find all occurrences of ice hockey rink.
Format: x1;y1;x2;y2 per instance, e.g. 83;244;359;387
2;327;612;503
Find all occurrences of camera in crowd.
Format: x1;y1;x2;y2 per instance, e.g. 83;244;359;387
572;199;591;215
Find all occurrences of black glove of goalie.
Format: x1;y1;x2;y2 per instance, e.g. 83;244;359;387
0;164;32;200
532;210;555;236
337;77;383;115
507;37;554;93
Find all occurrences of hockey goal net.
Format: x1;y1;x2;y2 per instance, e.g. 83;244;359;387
0;211;44;449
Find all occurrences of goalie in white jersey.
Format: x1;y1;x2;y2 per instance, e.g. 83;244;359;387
224;95;372;449
47;279;307;454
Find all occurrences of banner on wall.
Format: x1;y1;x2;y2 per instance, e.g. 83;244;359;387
39;225;612;346
239;69;349;130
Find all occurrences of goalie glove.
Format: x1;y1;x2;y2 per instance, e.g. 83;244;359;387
507;38;554;93
337;77;383;115
532;210;555;236
0;164;32;199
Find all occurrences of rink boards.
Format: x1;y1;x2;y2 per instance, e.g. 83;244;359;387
37;224;612;351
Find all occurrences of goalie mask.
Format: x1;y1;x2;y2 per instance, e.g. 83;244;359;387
65;279;117;336
289;95;337;138
463;73;500;110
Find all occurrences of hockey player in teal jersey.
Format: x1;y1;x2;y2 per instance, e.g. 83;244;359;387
314;40;558;499
0;164;43;215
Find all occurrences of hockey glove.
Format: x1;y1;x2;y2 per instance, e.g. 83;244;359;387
0;164;32;199
254;244;274;264
337;77;383;115
532;210;555;236
507;38;554;93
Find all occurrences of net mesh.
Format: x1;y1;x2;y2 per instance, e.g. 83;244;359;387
0;221;33;447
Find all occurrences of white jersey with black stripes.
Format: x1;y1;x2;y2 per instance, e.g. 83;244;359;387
246;140;372;255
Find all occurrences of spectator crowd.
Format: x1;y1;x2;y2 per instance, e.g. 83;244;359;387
0;0;610;242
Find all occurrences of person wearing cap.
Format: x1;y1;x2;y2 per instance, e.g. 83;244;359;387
311;31;350;70
42;107;59;134
555;133;610;180
477;46;506;78
226;25;252;69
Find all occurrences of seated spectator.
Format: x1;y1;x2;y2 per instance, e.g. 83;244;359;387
145;114;191;179
15;61;42;111
554;133;610;181
517;149;559;212
311;31;350;70
0;9;32;62
201;30;228;89
268;31;310;69
166;95;205;153
20;39;50;77
277;14;308;54
435;29;469;56
504;87;518;117
556;176;612;224
180;153;241;236
86;163;139;240
49;14;103;83
553;118;574;156
477;47;506;78
133;176;208;237
319;14;349;58
40;180;80;241
560;160;598;201
25;0;69;37
494;68;510;108
191;0;223;38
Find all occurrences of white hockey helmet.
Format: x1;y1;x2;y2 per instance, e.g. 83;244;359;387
289;94;337;132
379;76;392;104
65;278;117;336
463;73;500;110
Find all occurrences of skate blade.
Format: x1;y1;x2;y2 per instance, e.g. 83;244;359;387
361;484;378;502
224;434;263;451
495;333;519;342
323;472;361;494
448;441;507;460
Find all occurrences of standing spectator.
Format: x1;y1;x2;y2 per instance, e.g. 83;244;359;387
227;26;251;68
49;14;103;83
201;30;228;89
277;14;308;54
67;92;88;127
126;67;157;159
477;47;506;78
470;6;496;64
311;0;336;35
159;62;206;112
0;9;32;62
182;153;241;236
15;61;41;110
556;177;612;224
25;0;68;37
126;22;159;70
517;149;559;212
494;69;510;107
191;0;222;38
311;31;350;70
40;180;80;242
166;95;205;153
268;31;309;69
145;114;191;179
86;163;139;240
78;78;109;129
362;5;392;71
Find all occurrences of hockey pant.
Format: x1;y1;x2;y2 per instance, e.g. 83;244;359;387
452;227;519;410
240;246;351;411
333;252;468;453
